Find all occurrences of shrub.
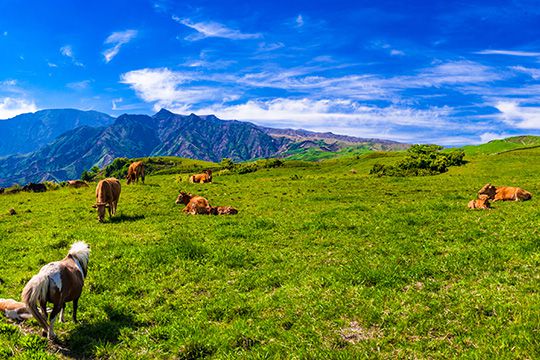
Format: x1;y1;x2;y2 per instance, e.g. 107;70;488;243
370;145;465;177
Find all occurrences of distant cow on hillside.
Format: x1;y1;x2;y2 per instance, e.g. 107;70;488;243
208;206;238;215
478;183;532;201
0;188;4;194
189;169;212;184
22;183;47;193
468;194;491;210
93;178;121;222
175;191;211;214
67;180;89;188
127;161;145;185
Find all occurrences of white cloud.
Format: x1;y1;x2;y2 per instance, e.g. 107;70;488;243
60;45;84;67
390;49;405;56
103;30;138;63
511;66;540;80
495;101;540;129
0;97;37;119
47;62;58;68
295;15;304;27
479;132;509;143
173;17;261;41
475;49;540;57
66;80;91;90
2;31;7;36
1;79;17;86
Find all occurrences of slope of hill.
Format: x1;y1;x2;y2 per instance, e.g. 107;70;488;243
0;150;537;358
461;135;540;155
0;109;114;157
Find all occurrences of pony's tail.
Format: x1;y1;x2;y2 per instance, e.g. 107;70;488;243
21;274;49;331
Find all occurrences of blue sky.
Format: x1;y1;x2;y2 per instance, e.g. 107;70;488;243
1;0;540;144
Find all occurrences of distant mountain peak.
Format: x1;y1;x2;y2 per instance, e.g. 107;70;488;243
154;108;173;117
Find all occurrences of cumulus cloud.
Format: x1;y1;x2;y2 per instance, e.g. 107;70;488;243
0;97;37;119
173;16;261;41
103;30;138;63
295;15;304;27
495;101;540;129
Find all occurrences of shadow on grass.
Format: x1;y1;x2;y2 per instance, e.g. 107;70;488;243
61;305;139;358
108;214;145;223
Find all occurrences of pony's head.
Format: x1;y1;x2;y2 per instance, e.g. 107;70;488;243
68;241;90;275
175;191;192;205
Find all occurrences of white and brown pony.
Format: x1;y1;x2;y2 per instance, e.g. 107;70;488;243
22;242;90;340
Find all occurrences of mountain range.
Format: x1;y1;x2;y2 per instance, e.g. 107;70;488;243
0;108;406;186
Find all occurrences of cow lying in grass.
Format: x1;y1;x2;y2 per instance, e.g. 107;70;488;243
478;183;532;201
67;180;89;188
176;191;211;214
22;183;47;192
189;169;212;183
468;194;491;210
0;299;31;322
175;192;238;215
92;178;121;222
127;161;145;185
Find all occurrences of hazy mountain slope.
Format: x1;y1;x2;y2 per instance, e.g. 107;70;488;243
0;109;115;156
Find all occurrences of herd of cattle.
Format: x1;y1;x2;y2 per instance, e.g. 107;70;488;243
0;160;534;340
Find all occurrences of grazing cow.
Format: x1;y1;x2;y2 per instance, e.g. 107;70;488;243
127;161;145;185
22;242;90;340
478;183;532;201
67;180;89;188
92;178;121;222
0;298;31;321
175;191;211;214
208;206;239;215
468;194;491;210
22;183;47;193
0;188;4;194
189;169;212;183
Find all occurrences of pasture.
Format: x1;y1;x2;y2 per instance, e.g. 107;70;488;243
0;149;538;359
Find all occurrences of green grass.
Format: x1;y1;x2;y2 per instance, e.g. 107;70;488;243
0;150;538;358
461;135;540;155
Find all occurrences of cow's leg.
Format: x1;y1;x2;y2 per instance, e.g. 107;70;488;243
72;298;79;323
48;302;62;340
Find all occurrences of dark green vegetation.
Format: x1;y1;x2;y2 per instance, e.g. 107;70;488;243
370;145;466;176
0;148;538;358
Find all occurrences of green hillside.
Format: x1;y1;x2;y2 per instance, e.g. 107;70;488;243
0;150;538;358
461;135;540;155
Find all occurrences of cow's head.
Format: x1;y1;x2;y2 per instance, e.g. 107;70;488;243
92;203;109;222
477;194;491;208
175;191;192;205
478;183;496;199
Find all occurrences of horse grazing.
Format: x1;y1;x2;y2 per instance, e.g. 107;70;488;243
175;191;211;214
0;299;31;322
189;169;212;183
22;241;90;340
478;183;532;201
127;161;145;185
92;178;121;222
468;194;491;210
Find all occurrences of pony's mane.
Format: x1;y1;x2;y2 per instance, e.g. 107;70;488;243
68;241;90;270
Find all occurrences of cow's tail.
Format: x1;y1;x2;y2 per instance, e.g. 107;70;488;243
21;273;49;331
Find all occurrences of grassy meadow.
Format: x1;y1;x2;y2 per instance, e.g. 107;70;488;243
0;147;539;359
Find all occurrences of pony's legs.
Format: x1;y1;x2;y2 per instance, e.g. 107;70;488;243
48;303;62;340
39;300;49;336
72;298;79;323
59;304;66;322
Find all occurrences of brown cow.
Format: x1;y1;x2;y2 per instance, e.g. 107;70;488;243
208;206;239;215
478;183;532;201
468;194;491;210
0;298;31;321
127;161;145;185
175;191;211;214
92;178;121;222
189;169;212;183
67;180;89;188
